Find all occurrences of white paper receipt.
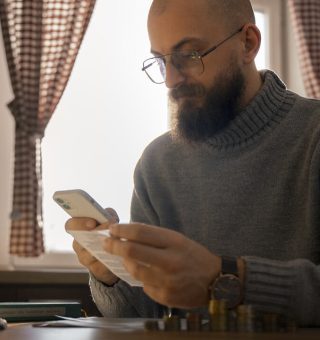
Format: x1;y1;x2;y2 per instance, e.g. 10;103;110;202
67;230;142;287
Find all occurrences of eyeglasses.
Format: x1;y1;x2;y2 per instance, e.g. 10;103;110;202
142;26;244;84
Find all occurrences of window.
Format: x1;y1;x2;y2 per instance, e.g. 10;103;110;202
252;0;283;75
255;11;267;70
13;0;281;268
41;0;168;253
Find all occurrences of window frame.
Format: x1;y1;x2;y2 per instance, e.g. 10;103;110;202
251;0;283;76
7;0;284;271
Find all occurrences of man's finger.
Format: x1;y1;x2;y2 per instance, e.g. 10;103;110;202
104;237;174;268
65;217;97;231
105;207;120;223
72;240;87;254
109;223;180;248
122;259;163;286
73;240;96;266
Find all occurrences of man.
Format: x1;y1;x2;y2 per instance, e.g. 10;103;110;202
66;0;320;325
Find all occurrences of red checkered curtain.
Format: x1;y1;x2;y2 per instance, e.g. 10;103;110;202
0;0;96;256
288;0;320;98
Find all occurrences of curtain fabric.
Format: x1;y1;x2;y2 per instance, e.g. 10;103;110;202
0;0;96;256
288;0;320;98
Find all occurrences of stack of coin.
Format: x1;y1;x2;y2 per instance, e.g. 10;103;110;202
252;311;264;333
208;299;228;332
186;312;202;331
263;313;280;332
227;309;238;332
144;319;160;332
146;307;298;334
285;317;297;333
163;315;181;331
236;305;255;332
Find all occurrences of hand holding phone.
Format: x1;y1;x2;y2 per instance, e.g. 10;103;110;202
53;189;114;224
53;189;142;287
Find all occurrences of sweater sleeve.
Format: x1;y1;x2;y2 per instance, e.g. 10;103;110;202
243;256;320;326
89;157;164;318
89;274;163;318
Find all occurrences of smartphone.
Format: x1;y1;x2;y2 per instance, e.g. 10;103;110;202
53;189;112;224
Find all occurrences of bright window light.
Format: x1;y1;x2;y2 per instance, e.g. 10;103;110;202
255;11;268;70
42;0;168;252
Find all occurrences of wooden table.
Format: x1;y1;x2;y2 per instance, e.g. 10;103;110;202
1;323;320;340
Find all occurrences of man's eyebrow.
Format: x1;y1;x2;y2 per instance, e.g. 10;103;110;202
150;37;204;55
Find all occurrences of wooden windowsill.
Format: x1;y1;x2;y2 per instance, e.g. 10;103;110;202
0;269;90;285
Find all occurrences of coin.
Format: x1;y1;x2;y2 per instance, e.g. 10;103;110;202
144;320;159;331
163;315;181;331
186;312;202;331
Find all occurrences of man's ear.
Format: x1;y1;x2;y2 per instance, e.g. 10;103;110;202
241;23;261;64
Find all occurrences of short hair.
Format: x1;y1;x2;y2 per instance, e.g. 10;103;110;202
149;0;169;16
149;0;255;30
207;0;255;30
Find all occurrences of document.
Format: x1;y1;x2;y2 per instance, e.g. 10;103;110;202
67;230;142;287
34;317;150;331
34;316;192;331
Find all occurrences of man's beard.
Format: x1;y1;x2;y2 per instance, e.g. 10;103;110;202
170;61;246;145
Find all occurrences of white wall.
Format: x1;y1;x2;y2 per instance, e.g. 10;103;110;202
0;27;14;269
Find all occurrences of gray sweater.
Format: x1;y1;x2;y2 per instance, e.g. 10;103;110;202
90;70;320;326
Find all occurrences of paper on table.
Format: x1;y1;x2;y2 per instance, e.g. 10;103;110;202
67;230;142;287
34;316;151;331
34;316;191;331
34;316;201;331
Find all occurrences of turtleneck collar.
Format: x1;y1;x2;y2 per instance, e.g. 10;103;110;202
207;70;296;150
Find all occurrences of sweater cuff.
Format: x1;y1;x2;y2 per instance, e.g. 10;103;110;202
243;256;296;316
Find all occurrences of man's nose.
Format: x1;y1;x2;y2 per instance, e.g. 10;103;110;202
164;62;185;89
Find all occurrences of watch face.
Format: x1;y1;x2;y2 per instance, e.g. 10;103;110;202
212;274;242;309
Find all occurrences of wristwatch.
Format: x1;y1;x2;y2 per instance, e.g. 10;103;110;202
211;256;243;309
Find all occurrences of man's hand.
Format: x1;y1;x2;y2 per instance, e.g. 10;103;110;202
104;223;221;308
65;208;119;286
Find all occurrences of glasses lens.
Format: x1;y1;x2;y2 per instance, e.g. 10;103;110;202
143;57;165;84
142;52;204;84
171;51;202;73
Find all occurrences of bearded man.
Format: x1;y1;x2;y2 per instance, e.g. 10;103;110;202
67;0;320;326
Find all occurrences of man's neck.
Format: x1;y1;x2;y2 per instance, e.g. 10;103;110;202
239;67;263;111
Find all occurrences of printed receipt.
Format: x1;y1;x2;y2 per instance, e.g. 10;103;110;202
67;230;143;287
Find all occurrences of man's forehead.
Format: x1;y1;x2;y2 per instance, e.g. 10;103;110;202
148;2;221;54
149;0;216;23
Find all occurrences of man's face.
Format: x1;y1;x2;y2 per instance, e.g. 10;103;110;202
148;0;246;144
170;56;245;143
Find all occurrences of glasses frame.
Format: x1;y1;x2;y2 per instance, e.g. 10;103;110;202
142;25;244;84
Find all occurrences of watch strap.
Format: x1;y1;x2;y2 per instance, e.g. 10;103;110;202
221;256;238;276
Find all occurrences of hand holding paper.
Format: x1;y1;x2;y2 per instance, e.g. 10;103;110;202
68;228;142;287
